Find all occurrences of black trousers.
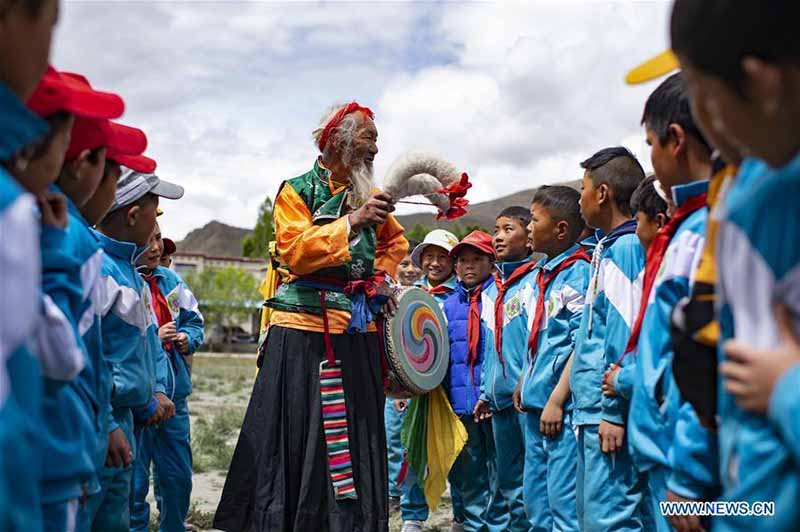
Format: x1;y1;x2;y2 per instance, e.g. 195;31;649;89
213;326;389;532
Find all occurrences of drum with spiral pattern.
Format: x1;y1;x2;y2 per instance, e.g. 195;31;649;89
379;287;450;398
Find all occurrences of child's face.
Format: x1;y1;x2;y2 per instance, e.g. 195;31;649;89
396;253;422;286
455;248;492;288
527;202;564;258
579;171;603;229
17;113;74;194
493;216;530;262
420;245;454;286
0;0;58;99
159;255;172;268
138;222;163;269
70;148;107;208
646;127;681;196
681;60;793;167
81;160;120;225
128;194;159;247
634;210;665;251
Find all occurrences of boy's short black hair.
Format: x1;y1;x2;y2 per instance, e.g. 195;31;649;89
532;185;585;243
642;73;711;152
496;206;531;228
406;239;419;251
580;146;645;217
630;175;668;221
671;0;800;95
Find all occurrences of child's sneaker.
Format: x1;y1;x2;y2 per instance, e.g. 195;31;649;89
401;520;424;532
451;518;465;532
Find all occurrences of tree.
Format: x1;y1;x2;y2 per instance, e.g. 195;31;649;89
242;196;274;259
407;224;431;243
184;266;260;349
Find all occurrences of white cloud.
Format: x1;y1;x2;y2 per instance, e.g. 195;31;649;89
53;0;672;241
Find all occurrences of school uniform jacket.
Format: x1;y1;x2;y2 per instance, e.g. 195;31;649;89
480;258;536;412
626;181;718;499
714;155;800;531
149;266;204;401
95;232;167;429
570;222;644;427
520;244;591;412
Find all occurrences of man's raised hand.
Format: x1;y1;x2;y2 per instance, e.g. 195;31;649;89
348;191;395;232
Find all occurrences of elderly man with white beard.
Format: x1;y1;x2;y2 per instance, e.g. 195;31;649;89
214;102;408;532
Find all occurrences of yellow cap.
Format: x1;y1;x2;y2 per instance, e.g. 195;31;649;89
625;49;679;85
156;207;164;217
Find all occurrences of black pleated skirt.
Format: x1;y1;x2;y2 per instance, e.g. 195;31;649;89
213;326;389;532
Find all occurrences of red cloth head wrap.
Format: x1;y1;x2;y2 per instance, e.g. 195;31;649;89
318;102;374;152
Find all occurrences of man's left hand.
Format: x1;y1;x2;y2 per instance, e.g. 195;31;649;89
376;281;398;317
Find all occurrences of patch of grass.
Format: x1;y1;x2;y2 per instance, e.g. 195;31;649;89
191;406;245;473
147;501;214;531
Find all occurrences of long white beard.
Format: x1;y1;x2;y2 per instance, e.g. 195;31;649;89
348;161;374;207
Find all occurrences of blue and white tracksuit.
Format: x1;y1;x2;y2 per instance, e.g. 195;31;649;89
443;278;508;532
570;221;647;531
519;244;590;532
132;266;203;532
627;181;719;532
712;155;800;531
0;81;48;532
480;259;535;532
84;232;166;532
401;276;459;523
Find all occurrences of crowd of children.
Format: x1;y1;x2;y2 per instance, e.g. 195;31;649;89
0;1;204;530
388;2;800;532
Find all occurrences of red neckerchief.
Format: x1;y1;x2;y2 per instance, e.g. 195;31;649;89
493;261;537;376
143;272;173;351
527;247;591;369
466;283;485;386
426;283;454;296
621;192;708;360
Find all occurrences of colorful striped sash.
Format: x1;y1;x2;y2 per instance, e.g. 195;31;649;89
320;360;357;500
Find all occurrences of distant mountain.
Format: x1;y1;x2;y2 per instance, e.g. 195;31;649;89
177;181;581;256
177;221;252;257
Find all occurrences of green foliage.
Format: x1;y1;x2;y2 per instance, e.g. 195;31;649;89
242;196;274;258
183;266;259;346
405;222;490;244
191;406;246;473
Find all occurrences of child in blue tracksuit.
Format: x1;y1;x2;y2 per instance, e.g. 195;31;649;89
607;74;719;531
476;206;536;532
385;245;422;506
445;231;507;532
401;229;460;531
0;62;49;531
85;169;183;532
23;67;131;531
571;147;647;531
132;222;204;532
670;3;800;528
515;186;590;532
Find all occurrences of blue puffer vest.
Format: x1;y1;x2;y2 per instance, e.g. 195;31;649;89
443;278;493;415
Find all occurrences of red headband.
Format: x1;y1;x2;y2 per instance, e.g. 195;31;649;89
318;102;374;152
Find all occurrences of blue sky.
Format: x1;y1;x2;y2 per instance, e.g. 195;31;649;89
54;0;672;241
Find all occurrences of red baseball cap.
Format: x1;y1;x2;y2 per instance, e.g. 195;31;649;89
66;118;148;161
108;152;157;174
27;66;124;119
451;230;495;258
161;238;177;256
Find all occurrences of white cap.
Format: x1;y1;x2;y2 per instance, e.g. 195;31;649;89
411;229;459;268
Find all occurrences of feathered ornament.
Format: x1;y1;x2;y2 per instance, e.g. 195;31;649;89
383;151;472;221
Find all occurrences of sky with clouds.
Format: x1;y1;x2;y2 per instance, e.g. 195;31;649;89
53;0;673;241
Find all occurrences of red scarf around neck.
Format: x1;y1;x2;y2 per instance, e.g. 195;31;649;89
527;247;591;368
621;192;708;361
466;283;485;387
492;261;537;376
143;273;173;351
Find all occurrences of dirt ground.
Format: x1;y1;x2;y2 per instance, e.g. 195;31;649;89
141;353;453;531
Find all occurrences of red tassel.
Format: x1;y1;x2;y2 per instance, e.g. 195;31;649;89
396;454;409;487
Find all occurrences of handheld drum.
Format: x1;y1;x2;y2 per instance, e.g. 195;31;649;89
379;287;450;398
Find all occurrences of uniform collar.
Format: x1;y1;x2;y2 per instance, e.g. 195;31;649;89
96;231;146;265
456;276;492;296
595;219;637;245
314;157;351;195
671;180;709;208
495;257;532;280
540;243;582;272
417;275;457;291
0;81;48;162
